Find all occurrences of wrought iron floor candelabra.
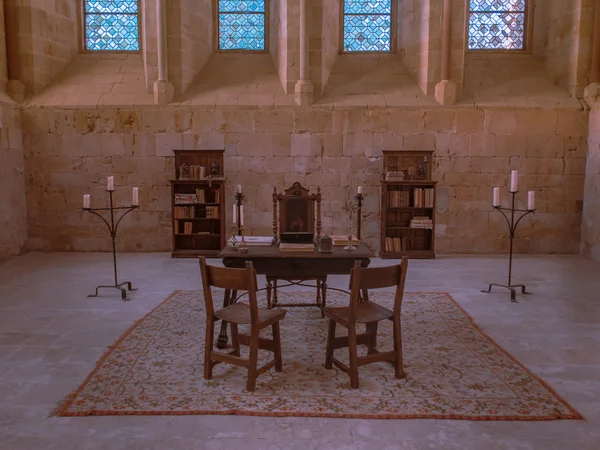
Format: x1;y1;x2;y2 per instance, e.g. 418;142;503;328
481;191;535;303
83;190;139;301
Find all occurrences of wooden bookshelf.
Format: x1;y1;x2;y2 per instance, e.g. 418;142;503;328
170;150;226;258
380;151;437;259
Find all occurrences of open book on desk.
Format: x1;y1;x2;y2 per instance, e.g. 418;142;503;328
228;236;275;246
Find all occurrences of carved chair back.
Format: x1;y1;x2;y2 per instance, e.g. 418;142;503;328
272;182;322;242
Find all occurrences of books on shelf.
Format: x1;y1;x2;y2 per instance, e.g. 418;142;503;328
205;206;219;218
174;193;197;204
385;237;411;252
412;188;435;208
228;236;275;246
386;171;405;181
410;215;433;229
331;235;359;246
388;191;410;208
279;243;315;253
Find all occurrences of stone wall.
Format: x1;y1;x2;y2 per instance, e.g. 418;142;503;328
545;0;593;97
0;98;26;260
582;105;600;260
13;0;78;95
20;105;587;254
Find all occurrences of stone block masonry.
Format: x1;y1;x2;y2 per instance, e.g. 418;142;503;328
21;106;588;255
0;100;27;260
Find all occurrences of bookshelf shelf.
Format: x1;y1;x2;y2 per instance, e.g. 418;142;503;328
381;150;437;259
170;150;226;258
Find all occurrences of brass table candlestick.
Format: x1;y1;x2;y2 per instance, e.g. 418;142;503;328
83;190;139;301
355;191;364;240
481;190;535;303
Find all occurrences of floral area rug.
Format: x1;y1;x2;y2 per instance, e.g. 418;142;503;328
54;291;582;420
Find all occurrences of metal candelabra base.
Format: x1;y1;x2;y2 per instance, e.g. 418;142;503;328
88;280;137;301
481;282;531;303
481;190;534;303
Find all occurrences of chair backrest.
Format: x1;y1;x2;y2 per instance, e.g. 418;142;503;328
348;256;409;318
199;257;259;323
272;182;322;242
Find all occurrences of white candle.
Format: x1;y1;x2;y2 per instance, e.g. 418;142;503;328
237;184;242;194
132;187;139;206
232;204;237;224
83;194;90;209
107;176;114;191
240;205;244;226
357;186;363;194
510;170;518;192
493;187;500;207
528;191;535;210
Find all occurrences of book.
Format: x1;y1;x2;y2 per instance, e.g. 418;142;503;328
228;236;274;246
279;243;315;253
332;235;359;246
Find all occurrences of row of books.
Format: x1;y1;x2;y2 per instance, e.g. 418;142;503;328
179;165;206;180
413;188;434;208
410;216;433;229
384;237;410;253
174;205;220;219
388;191;410;208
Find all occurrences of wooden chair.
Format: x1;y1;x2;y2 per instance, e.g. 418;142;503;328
323;257;409;389
199;256;287;392
269;182;324;311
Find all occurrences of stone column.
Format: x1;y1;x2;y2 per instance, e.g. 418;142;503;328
585;0;600;97
434;0;457;105
153;0;174;104
3;0;26;102
295;0;314;106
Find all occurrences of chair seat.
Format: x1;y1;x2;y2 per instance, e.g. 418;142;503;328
324;301;393;324
215;303;286;325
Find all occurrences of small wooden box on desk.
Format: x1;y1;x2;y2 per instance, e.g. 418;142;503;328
380;150;437;259
170;150;226;258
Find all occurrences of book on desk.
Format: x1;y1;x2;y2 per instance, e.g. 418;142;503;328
279;242;315;253
331;235;359;246
228;236;275;246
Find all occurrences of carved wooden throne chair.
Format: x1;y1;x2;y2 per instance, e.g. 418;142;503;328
269;182;325;313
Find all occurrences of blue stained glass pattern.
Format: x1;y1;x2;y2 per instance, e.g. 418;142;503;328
469;0;526;50
218;1;266;50
343;0;392;52
85;1;139;51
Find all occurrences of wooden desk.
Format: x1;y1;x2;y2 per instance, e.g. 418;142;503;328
215;243;374;348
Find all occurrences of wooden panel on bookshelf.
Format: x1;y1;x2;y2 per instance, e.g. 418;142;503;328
381;150;436;259
170;150;226;258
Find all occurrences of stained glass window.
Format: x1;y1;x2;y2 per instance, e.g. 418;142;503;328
218;0;266;51
85;0;139;51
343;0;392;52
468;0;527;50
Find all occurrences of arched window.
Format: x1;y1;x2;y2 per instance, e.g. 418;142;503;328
217;0;267;51
342;0;393;52
468;0;528;50
84;0;140;51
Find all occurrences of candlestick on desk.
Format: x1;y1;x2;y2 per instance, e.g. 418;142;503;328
83;189;139;301
355;191;364;240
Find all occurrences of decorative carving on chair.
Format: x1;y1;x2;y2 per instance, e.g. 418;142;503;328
272;182;322;243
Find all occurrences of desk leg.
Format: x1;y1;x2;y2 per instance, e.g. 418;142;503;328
216;288;237;349
266;279;272;309
321;278;327;317
360;289;369;304
273;279;278;308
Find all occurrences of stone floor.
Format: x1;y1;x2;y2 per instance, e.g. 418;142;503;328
0;252;599;450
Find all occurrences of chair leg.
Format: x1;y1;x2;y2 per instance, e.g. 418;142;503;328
392;316;406;379
246;330;259;392
366;322;378;355
324;319;336;369
204;316;215;380
347;323;359;389
272;322;283;372
231;323;240;357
